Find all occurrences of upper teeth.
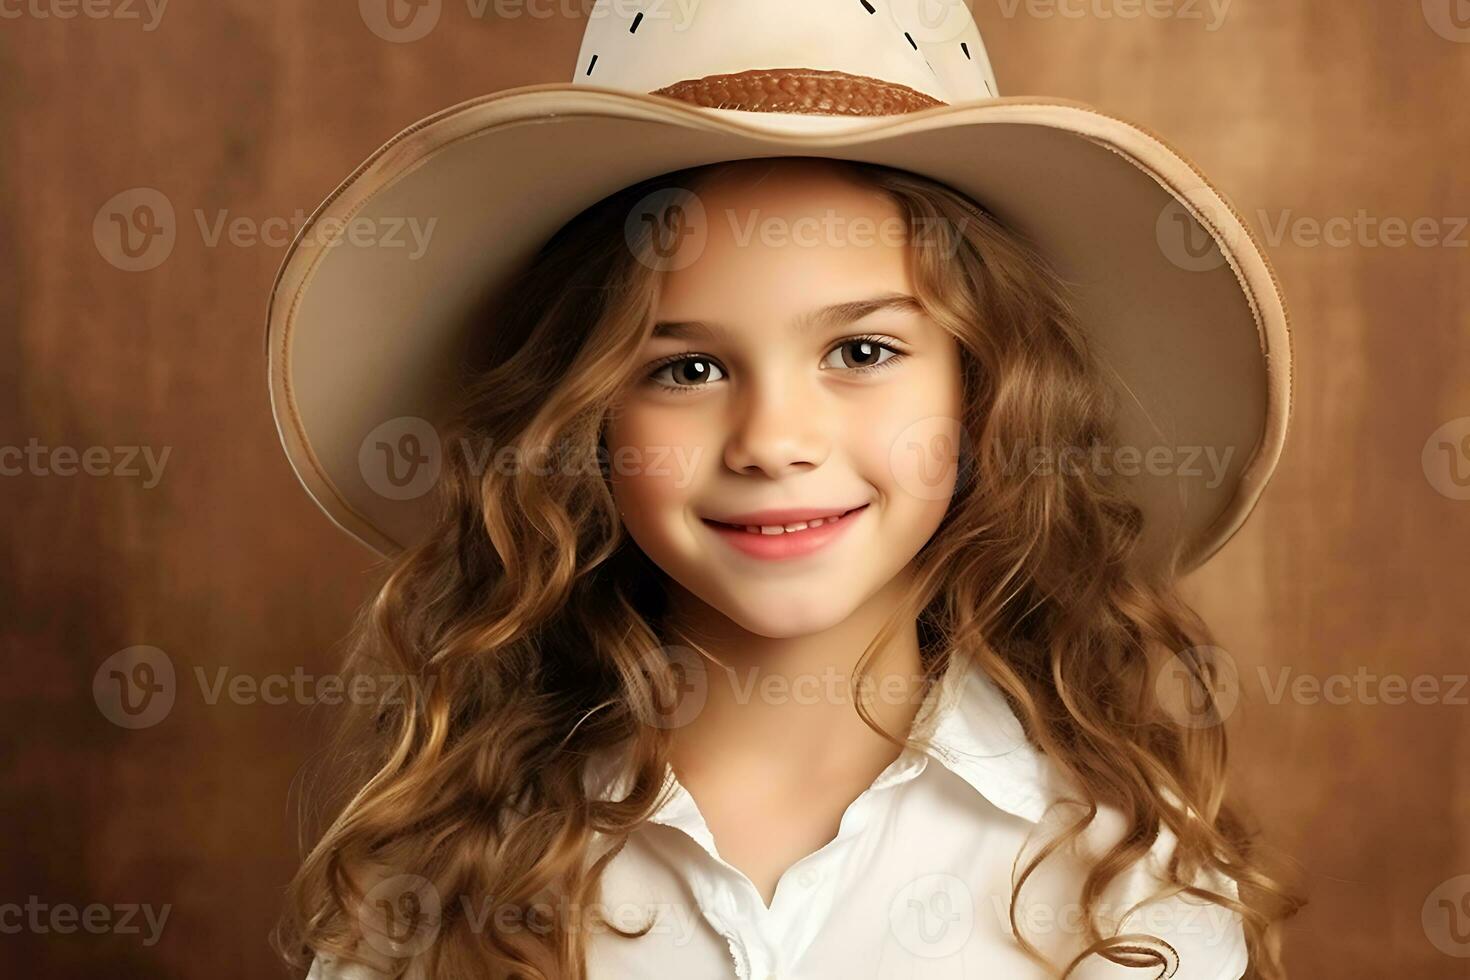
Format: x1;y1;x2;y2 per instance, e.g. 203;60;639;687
731;510;853;534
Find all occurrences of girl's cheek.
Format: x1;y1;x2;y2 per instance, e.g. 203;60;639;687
882;413;963;507
851;378;964;509
606;404;711;517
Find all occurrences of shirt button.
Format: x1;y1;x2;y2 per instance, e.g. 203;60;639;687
797;869;818;887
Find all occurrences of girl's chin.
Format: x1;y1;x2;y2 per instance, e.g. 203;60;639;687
704;594;856;638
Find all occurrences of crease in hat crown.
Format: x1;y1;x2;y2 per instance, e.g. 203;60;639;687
572;0;999;115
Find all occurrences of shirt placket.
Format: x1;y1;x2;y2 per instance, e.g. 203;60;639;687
664;751;929;980
693;852;833;980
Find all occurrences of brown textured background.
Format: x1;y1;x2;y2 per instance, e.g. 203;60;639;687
1;1;1466;977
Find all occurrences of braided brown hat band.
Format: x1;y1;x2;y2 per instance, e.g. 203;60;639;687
651;67;947;116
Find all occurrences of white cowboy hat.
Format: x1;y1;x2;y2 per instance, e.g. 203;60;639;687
266;0;1292;574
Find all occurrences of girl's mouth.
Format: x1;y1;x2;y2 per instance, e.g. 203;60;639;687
701;504;870;560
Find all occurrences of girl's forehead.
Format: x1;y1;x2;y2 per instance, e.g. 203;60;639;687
653;253;920;342
687;160;906;234
653;170;917;328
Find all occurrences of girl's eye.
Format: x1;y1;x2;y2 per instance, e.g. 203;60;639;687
644;336;906;394
647;356;726;391
820;337;904;373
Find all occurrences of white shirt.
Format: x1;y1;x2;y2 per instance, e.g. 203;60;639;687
310;656;1248;980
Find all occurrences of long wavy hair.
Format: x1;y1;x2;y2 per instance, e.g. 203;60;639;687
274;157;1301;979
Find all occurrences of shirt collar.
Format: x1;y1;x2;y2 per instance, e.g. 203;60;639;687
584;652;1050;829
911;651;1050;823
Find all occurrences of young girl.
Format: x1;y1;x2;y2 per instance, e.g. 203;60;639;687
267;4;1299;979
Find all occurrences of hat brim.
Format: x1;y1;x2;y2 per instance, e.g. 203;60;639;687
266;84;1292;574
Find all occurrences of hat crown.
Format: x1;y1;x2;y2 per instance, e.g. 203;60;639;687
572;0;998;112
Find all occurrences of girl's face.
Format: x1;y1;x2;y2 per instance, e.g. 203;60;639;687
604;160;965;639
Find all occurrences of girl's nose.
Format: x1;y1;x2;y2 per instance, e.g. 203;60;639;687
721;375;832;478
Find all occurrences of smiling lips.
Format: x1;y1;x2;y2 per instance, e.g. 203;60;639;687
702;504;870;559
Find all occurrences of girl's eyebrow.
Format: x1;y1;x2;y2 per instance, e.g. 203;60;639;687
650;291;923;342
